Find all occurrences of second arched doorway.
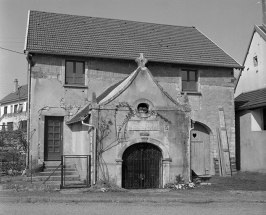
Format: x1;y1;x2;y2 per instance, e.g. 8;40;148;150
122;143;162;189
191;122;211;176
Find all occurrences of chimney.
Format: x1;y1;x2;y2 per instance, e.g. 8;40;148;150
263;0;266;26
14;79;18;92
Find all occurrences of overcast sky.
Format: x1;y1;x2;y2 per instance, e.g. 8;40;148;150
0;0;263;100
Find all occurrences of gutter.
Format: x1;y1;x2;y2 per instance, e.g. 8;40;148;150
188;120;195;182
26;53;33;167
81;116;97;185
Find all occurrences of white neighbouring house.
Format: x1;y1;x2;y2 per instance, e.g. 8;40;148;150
0;79;28;132
234;1;266;173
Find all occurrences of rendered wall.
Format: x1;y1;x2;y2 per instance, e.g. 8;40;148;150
28;54;235;177
236;110;266;173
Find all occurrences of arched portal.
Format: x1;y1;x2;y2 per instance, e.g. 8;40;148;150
191;122;211;176
122;143;162;189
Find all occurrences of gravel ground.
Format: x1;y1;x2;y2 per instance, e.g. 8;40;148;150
0;171;265;204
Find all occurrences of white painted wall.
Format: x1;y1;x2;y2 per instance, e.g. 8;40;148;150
235;31;266;97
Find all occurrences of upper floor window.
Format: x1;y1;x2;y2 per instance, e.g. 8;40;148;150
18;104;23;112
4;106;7;114
14;104;18;113
65;60;85;85
181;70;198;91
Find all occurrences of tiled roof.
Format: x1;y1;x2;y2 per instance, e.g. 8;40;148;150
235;87;266;111
0;85;28;104
25;11;241;68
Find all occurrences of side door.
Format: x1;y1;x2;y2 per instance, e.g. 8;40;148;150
44;116;64;161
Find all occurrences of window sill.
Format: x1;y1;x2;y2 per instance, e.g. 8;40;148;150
63;84;88;89
181;91;202;95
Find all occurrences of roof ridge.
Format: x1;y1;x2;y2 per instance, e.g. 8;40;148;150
29;10;195;29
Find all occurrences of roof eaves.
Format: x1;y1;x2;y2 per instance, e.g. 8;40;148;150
0;97;28;105
255;25;266;41
236;102;266;111
25;50;243;69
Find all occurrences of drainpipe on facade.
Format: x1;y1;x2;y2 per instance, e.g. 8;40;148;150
188;120;195;182
26;52;33;167
81;117;97;185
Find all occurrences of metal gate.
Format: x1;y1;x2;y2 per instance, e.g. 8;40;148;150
60;155;91;189
122;143;162;189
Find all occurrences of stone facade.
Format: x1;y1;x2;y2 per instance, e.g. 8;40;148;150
28;53;235;187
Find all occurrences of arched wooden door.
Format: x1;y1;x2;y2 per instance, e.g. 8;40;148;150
191;123;210;176
122;143;162;189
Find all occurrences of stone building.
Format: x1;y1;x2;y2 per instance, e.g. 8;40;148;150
24;11;241;188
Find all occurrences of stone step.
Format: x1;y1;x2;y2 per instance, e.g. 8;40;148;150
43;167;77;172
39;171;78;176
27;175;80;182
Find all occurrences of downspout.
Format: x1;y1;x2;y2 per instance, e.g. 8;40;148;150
188;120;194;182
81;118;97;185
26;53;32;167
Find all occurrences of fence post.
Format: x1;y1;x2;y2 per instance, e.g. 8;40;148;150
60;155;63;189
30;155;32;183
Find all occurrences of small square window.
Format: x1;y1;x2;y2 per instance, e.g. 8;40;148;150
181;70;198;91
65;61;85;85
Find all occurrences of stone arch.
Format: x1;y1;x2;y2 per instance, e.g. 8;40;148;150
117;138;170;161
115;138;171;188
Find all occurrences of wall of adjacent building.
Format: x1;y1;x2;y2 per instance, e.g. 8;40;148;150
235;31;266;97
235;110;266;173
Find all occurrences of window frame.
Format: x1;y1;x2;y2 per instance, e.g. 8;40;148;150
65;60;85;85
14;104;18;113
4;106;7;114
181;69;198;92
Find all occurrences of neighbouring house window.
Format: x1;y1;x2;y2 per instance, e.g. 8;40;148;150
14;104;18;113
181;70;198;91
2;123;5;131
4;106;7;114
7;122;13;131
65;60;85;85
19;120;27;132
18;104;23;112
253;56;258;67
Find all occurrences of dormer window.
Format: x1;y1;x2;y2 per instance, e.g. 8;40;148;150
137;103;149;114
